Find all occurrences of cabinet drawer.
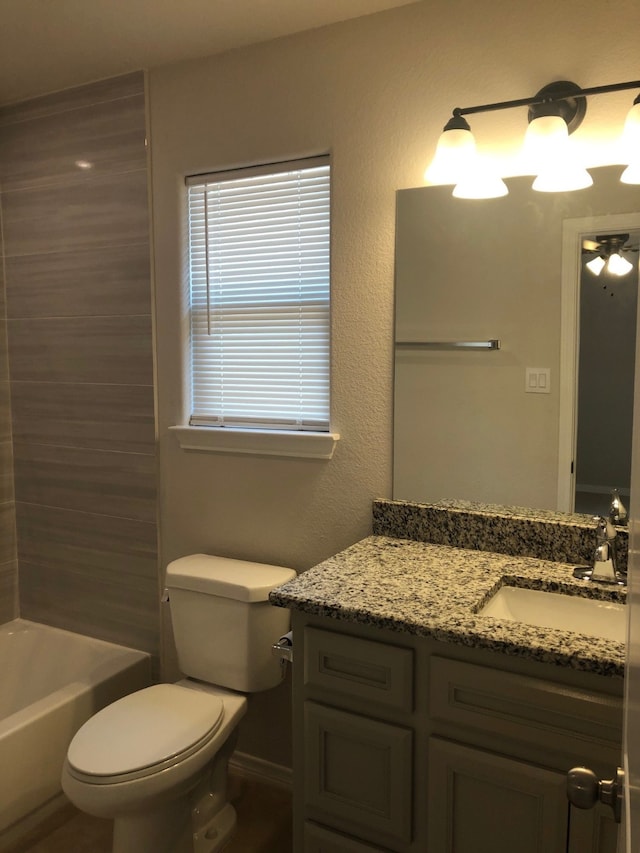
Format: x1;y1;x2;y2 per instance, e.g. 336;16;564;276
304;627;413;712
429;656;622;761
305;821;392;852
304;701;413;847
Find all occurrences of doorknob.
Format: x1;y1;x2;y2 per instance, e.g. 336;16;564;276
566;766;625;823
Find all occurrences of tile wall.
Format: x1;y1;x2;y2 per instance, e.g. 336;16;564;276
0;73;159;659
0;201;17;621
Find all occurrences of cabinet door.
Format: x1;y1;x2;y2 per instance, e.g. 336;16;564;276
568;803;619;853
305;820;392;852
304;702;413;849
428;738;568;853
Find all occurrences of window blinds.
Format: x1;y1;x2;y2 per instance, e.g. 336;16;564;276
186;157;331;432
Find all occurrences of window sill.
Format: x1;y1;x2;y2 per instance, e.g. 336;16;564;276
169;425;340;459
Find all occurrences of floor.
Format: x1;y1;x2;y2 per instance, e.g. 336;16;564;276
3;775;293;853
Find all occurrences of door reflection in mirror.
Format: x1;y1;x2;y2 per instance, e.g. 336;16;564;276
574;230;639;516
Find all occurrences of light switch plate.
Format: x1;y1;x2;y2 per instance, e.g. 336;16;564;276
525;367;550;394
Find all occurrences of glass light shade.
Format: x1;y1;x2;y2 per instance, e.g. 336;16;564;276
621;160;640;185
586;255;606;276
607;252;634;276
424;128;476;184
452;165;509;199
524;115;592;192
532;165;593;192
619;101;640;183
621;102;640;156
523;115;569;163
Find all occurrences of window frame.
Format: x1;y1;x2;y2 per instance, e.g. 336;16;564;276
172;156;339;459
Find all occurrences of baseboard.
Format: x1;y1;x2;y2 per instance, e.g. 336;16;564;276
229;750;292;791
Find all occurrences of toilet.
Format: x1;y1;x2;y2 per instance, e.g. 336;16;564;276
61;554;296;853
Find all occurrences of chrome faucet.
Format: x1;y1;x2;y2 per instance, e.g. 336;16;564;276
591;517;619;582
573;516;626;585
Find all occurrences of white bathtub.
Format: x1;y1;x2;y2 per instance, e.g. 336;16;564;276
0;618;151;842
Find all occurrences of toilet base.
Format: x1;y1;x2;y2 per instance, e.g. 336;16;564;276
111;799;237;853
193;803;236;853
112;797;194;853
109;731;238;853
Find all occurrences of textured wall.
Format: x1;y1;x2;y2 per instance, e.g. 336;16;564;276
0;73;159;659
148;0;640;766
149;0;640;575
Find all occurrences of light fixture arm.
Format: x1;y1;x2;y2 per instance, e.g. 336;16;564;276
450;78;640;120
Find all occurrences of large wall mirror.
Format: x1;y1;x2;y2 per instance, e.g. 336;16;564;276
393;167;640;515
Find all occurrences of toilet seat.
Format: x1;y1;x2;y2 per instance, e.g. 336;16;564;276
66;683;225;785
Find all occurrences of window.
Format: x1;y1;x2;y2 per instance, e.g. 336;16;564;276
185;157;331;440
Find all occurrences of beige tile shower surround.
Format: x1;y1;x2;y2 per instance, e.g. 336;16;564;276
0;73;159;661
0;214;15;621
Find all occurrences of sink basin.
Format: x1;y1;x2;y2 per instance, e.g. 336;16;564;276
479;586;626;642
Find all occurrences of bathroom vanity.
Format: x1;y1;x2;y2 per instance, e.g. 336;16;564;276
270;500;626;853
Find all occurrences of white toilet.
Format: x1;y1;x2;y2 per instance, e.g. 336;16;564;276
61;554;296;853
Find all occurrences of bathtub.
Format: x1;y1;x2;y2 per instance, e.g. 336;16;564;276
0;618;151;843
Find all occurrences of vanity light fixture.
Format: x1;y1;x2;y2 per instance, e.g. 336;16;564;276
425;78;640;198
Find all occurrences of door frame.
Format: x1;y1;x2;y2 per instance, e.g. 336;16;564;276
557;212;640;511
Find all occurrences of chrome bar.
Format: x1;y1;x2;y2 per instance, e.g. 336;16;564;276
395;339;501;350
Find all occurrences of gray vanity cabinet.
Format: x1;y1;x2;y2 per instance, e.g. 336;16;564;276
300;625;415;851
292;613;623;853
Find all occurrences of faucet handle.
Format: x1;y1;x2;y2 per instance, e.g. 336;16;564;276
609;489;628;526
590;516;621;583
574;517;624;584
593;516;616;542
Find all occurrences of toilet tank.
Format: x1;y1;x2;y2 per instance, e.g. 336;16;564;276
165;554;296;692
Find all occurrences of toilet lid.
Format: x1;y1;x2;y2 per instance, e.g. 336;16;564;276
67;684;224;780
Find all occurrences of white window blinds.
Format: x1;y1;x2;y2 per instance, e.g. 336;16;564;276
186;157;331;431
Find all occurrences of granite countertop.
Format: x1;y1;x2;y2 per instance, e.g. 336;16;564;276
270;535;626;678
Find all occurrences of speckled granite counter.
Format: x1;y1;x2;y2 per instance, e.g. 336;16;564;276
373;498;629;571
270;535;626;678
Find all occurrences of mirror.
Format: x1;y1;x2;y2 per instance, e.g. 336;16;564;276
393;167;640;513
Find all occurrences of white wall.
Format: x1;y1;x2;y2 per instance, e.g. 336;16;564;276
148;0;640;765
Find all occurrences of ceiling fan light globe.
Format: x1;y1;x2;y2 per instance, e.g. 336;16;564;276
607;252;634;276
586;255;606;275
